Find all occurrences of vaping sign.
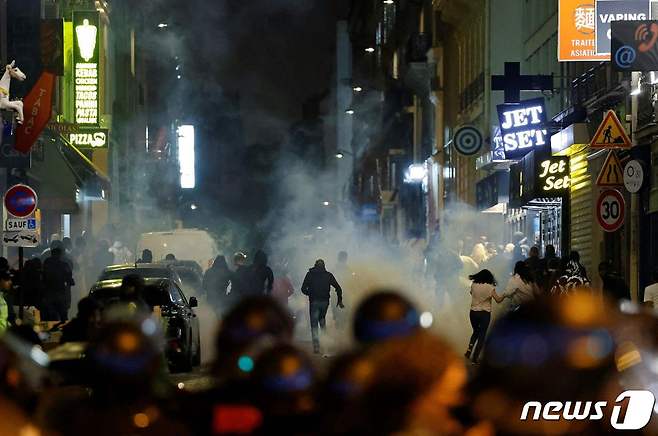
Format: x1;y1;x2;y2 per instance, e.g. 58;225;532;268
595;0;649;55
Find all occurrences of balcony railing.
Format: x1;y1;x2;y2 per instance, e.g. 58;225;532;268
570;63;626;110
459;72;484;111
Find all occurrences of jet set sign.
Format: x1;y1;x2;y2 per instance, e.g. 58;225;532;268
497;97;549;160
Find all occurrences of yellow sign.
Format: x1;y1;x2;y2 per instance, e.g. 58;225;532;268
538;158;570;193
558;0;608;61
590;110;631;149
596;150;624;187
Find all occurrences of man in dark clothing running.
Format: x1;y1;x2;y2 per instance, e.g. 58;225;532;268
42;247;75;321
301;259;343;354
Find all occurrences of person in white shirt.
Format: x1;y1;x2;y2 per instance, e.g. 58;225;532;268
465;269;503;364
643;269;658;308
501;261;538;311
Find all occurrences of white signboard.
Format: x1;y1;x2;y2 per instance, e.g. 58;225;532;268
624;160;644;193
5;218;37;232
3;229;39;247
2;210;39;248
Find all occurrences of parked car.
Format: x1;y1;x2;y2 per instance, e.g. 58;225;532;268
96;263;184;289
159;260;204;297
89;278;201;372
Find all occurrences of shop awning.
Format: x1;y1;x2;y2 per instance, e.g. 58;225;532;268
42;129;111;199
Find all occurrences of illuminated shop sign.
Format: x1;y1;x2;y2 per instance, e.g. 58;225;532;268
69;129;108;148
73;11;100;126
497;97;549;160
509;152;570;208
537;156;570;194
178;125;195;189
595;0;649;56
558;0;608;61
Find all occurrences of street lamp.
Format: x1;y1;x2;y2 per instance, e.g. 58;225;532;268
190;203;198;210
404;164;427;184
353;86;363;92
383;0;395;4
365;47;375;53
316;226;323;230
323;201;330;206
335;149;353;159
157;23;168;28
345;108;355;115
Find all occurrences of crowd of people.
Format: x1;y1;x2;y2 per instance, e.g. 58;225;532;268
0;281;657;435
0;235;126;328
201;251;345;354
0;230;656;434
462;244;648;365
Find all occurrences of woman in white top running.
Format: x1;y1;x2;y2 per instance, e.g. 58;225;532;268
465;269;503;364
501;261;538;311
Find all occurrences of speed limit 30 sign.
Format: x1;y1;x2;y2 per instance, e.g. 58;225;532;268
596;189;625;232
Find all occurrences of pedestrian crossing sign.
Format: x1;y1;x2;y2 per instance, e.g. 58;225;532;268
590;110;631;149
596;150;624;187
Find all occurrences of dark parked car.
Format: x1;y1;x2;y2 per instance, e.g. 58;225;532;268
158;259;204;295
89;278;201;372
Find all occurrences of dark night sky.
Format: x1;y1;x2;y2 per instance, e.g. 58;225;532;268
164;0;343;144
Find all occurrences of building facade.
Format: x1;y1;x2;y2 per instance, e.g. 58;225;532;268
344;0;656;298
0;0;178;261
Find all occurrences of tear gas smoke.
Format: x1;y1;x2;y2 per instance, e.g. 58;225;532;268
261;154;516;352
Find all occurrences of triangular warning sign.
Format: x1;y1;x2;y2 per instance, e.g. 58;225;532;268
590;110;631;149
596;150;624;187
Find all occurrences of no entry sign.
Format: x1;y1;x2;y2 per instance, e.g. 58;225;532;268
596;189;625;232
4;184;37;218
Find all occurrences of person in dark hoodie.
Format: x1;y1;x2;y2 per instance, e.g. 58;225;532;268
229;252;251;303
301;259;344;354
249;250;274;296
202;255;232;313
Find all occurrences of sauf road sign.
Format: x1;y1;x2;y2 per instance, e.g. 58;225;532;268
2;184;40;247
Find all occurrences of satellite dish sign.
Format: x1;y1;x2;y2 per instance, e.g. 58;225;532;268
4;184;37;218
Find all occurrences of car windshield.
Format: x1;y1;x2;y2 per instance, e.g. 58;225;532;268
91;283;170;307
99;268;171;282
176;269;201;289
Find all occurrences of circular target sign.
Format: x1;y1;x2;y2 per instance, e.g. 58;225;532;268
596;189;625;233
453;126;483;156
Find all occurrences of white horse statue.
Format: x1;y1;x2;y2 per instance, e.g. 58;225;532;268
0;61;26;124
